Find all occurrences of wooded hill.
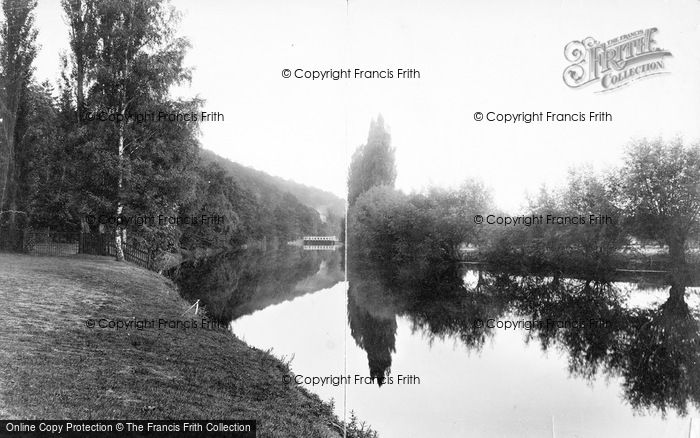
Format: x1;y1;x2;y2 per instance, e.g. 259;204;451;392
200;149;345;220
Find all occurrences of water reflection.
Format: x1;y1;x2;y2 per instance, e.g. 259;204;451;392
170;247;699;435
172;247;343;324
347;263;509;385
348;258;700;416
347;288;396;385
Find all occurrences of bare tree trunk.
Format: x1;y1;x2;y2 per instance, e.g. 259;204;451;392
0;115;15;222
7;152;19;230
0;148;10;219
114;108;126;262
113;1;135;263
668;279;687;302
668;234;686;267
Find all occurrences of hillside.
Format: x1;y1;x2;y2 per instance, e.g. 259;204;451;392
200;149;345;219
181;148;342;248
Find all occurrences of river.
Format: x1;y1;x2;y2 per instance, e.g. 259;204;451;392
173;247;700;438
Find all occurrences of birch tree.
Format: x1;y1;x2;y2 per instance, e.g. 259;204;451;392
64;0;196;261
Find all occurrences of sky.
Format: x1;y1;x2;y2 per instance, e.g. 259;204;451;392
31;0;700;211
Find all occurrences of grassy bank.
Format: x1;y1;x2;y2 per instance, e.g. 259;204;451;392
0;253;342;437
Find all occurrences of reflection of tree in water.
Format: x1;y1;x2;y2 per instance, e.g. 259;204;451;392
501;273;700;415
349;255;700;415
347;261;507;385
401;269;508;351
620;281;700;415
347;285;396;386
171;248;342;324
502;276;628;379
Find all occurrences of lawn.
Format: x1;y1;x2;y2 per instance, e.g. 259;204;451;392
0;253;341;437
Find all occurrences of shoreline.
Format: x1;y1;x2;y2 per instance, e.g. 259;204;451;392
0;253;343;437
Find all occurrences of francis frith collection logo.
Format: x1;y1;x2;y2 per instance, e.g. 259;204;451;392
563;28;672;92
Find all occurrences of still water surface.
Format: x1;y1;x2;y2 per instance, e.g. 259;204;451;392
174;248;700;438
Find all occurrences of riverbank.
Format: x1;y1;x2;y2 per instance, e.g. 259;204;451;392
461;245;700;280
0;253;342;437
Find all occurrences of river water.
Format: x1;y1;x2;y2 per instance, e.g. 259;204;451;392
174;247;700;438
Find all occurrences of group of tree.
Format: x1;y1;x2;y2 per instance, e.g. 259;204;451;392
345;115;699;417
197;149;342;243
347;115;493;270
347;115;700;274
200;149;345;220
485;138;699;274
484;166;627;274
0;0;334;263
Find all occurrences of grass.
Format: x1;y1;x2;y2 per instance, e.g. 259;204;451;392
0;253;342;437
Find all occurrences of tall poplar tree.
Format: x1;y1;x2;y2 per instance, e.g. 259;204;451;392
347;114;397;206
0;0;37;234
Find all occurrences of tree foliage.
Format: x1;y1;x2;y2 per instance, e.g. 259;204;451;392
346;118;700;274
619;138;700;264
349;182;493;266
484;167;627;274
0;0;37;231
0;0;333;258
348;114;396;206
